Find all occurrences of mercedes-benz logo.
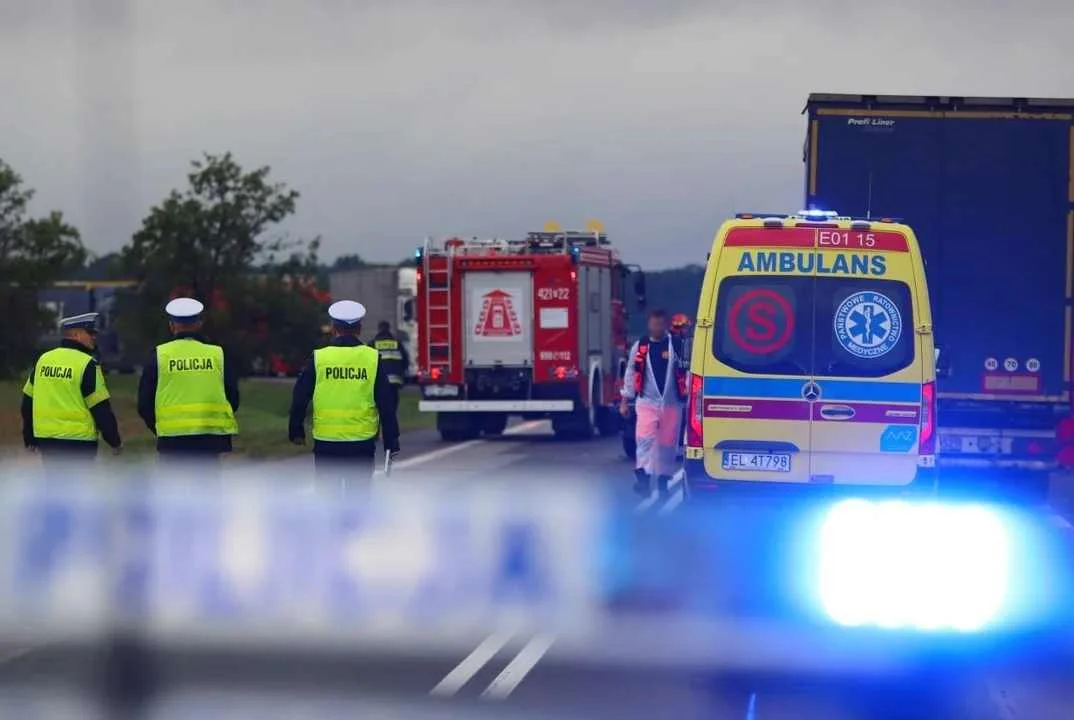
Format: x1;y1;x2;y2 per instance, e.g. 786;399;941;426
801;381;821;402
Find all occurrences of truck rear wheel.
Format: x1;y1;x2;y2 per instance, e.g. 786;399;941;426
437;412;480;443
552;409;593;440
480;413;508;436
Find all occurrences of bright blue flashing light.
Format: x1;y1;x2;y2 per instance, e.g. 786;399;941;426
798;209;839;219
817;500;1010;632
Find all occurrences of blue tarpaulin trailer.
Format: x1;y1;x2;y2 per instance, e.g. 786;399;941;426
803;93;1074;496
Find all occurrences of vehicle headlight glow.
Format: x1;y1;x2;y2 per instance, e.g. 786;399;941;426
817;500;1010;632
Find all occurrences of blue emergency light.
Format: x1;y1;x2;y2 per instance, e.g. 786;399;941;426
816;499;1011;632
798;209;839;220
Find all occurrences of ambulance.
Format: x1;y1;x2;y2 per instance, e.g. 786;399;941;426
683;210;937;497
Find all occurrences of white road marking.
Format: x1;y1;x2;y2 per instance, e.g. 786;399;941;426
1050;513;1073;530
481;634;556;700
659;487;684;515
429;631;514;698
634;492;661;513
634;468;685;514
744;691;758;720
388;421;544;471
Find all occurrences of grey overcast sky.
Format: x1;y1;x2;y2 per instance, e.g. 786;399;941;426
2;0;1073;270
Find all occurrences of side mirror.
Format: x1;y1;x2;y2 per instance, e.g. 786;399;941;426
935;347;951;378
402;299;414;323
633;273;646;311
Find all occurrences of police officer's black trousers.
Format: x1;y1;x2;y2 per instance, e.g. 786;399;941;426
154;450;222;483
390;384;402;413
314;452;375;496
39;446;99;482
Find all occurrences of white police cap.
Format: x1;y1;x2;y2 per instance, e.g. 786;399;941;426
165;297;205;321
59;312;100;331
328;300;366;326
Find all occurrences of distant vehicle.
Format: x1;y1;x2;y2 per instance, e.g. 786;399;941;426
415;221;646;442
683;212;936;498
804;93;1074;499
37;281;140;373
328;266;417;381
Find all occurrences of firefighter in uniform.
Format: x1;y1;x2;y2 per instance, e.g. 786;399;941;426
288;300;401;491
372;320;409;410
21;313;123;471
620;308;687;498
137;298;240;470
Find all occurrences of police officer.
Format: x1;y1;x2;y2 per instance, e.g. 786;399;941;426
371;320;409;410
288;300;401;491
21;313;123;472
137;298;239;469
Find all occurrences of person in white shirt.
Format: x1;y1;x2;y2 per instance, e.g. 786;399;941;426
620;309;687;498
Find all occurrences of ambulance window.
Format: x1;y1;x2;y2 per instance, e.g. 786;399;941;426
713;277;811;376
815;279;914;378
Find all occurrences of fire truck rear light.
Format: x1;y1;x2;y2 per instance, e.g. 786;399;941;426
552;366;578;380
686;374;703;446
430;367;442;381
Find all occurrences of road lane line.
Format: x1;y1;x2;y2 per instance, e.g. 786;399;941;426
659;487;684;515
480;634;555;700
635;468;685;513
391;421;544;471
744;691;757;720
429;631;514;698
1050;513;1073;530
634;492;660;513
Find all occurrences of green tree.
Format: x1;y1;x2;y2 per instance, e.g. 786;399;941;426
117;153;319;371
71;251;127;280
0;159;86;378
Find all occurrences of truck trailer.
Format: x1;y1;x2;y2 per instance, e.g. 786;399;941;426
415;223;646;441
803;93;1074;497
328;266;417;380
38;281;139;373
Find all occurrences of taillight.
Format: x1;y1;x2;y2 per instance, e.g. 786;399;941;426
919;381;936;455
550;366;579;380
686;374;703;447
430;367;442;381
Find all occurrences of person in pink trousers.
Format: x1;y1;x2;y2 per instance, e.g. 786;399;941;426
620;309;688;499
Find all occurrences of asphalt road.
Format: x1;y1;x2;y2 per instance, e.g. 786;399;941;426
1;421;1073;719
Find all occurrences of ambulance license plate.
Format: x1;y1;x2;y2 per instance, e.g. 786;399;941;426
721;452;791;473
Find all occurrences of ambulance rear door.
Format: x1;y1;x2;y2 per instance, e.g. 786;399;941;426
702;224;815;483
808;226;924;486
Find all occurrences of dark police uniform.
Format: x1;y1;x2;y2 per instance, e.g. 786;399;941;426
288;300;400;492
136;298;239;466
372;324;409;411
21;313;122;471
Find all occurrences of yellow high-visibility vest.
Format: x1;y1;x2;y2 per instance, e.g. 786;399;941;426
154;339;238;437
24;347;109;441
312;344;380;441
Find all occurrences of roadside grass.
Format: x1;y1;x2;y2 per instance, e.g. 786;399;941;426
0;375;433;459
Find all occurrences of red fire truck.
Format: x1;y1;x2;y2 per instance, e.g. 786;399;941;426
415;221;646;442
